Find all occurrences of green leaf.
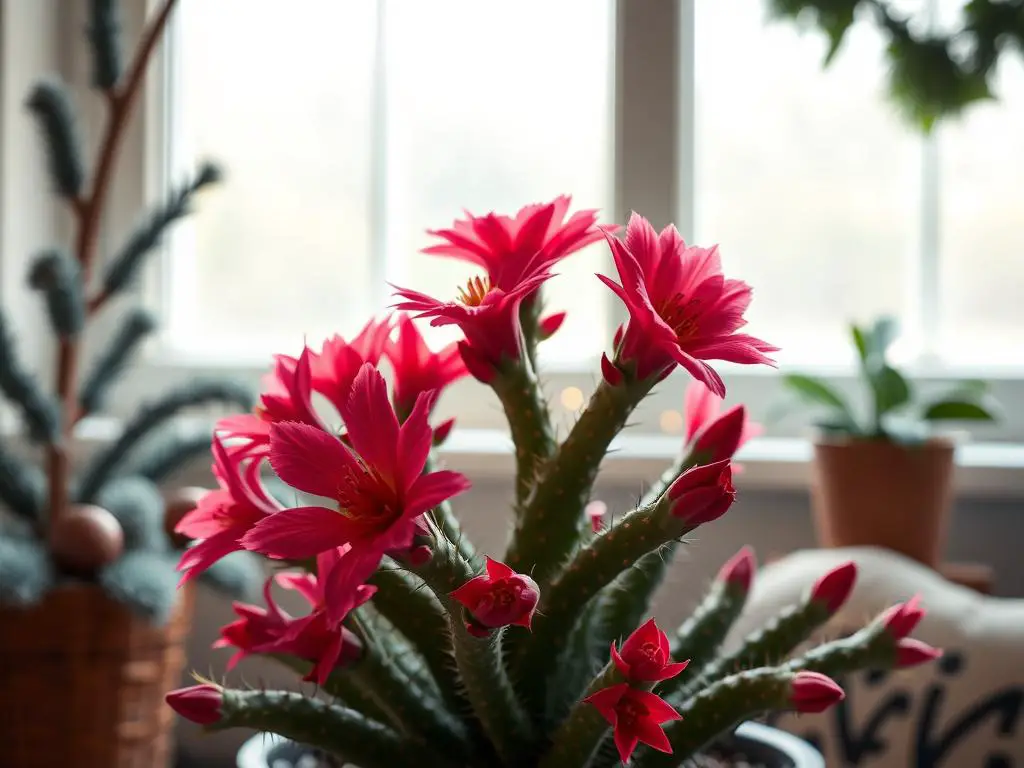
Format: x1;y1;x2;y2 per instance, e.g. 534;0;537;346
850;324;870;364
921;398;998;421
871;365;912;416
869;316;898;363
945;379;990;399
782;374;856;424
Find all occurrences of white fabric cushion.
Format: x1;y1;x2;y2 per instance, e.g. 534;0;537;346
722;547;1024;767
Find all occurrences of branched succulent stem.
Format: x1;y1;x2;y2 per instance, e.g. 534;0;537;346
505;375;653;588
538;661;628;768
215;689;460;768
490;357;556;509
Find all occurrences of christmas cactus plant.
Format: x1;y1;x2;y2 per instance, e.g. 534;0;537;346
166;204;941;766
0;0;260;621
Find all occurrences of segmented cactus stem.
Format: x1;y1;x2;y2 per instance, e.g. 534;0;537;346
412;528;535;765
489;358;556;508
215;689;459;768
504;375;653;588
538;661;628;768
631;668;805;768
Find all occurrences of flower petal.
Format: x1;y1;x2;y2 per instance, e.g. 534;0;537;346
241;506;351;559
342;364;400;484
404;469;472;519
269;422;353;499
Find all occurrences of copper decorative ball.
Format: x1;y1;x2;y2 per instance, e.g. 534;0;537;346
164;486;209;547
49;504;124;575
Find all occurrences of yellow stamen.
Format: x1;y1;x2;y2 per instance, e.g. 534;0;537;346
457;276;491;307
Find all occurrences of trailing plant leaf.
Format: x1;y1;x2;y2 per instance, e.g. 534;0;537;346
77;379;253;501
0;308;60;442
197;551;263;601
782;374;857;430
100;162;223;300
95;474;166;552
27;250;84;337
99;550;179;624
921;397;998;421
0;441;44;522
0;535;54;607
25;79;84;199
870;365;912;419
86;0;122;90
78;308;157;415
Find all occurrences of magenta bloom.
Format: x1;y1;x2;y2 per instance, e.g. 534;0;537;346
878;595;942;668
666;459;736;527
175;437;282;585
585;683;681;764
789;671;846;714
385;313;467;419
242;364;470;616
611;618;689;683
310;316;392;414
450;557;540;637
392;272;549;381
424;195;605;293
166;684;223;725
598;213;778;395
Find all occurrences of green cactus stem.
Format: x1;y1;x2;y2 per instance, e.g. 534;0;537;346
631;667;808;768
677;585;836;699
344;633;472;761
655;574;751;699
365;563;472;718
489;357;556;508
412;527;535;765
505;374;652;588
539;661;630;768
514;494;693;719
271;655;392;726
215;689;459;768
787;613;900;677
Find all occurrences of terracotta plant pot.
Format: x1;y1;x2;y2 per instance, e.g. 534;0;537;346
810;437;955;567
0;582;194;768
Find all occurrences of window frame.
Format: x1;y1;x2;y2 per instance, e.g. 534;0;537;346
4;0;1023;452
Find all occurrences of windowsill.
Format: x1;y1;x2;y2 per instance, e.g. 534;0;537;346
440;429;1024;499
6;417;1022;499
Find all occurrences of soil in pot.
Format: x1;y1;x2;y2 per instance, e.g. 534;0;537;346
811;436;955;567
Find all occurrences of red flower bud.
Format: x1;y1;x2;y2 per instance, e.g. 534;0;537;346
809;561;858;615
166;684;223;725
692;404;748;462
666;459;735;526
880;594;926;639
586;500;608;533
538;311;567;340
450;557;539;636
431;417;456;447
717;546;756;592
895;637;943;668
789;671;845;714
611;618;689;683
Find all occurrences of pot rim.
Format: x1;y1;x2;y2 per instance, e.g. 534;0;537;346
237;722;824;768
810;432;959;450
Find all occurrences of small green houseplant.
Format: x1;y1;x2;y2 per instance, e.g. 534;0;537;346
166;208;940;767
783;315;999;566
0;2;260;765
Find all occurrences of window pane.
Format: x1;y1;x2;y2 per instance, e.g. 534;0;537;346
170;1;377;354
939;58;1024;364
693;1;919;365
383;0;614;361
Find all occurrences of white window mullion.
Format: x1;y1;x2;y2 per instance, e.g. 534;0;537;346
611;0;681;337
915;0;942;365
368;0;391;313
676;0;697;244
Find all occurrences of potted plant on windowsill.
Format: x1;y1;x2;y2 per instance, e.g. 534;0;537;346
165;208;941;768
0;2;261;766
782;316;999;567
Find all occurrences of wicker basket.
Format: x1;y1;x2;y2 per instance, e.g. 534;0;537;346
0;582;195;768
